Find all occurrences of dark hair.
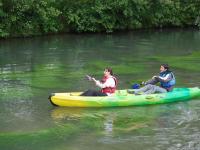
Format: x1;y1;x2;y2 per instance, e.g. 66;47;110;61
161;64;169;70
105;67;113;75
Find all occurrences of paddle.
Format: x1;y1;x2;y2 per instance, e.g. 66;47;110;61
85;75;96;82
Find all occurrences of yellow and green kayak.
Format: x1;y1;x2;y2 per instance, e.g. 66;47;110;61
49;87;200;107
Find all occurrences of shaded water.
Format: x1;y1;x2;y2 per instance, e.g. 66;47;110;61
0;29;200;150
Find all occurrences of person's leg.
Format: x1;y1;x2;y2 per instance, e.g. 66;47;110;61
144;78;159;85
80;89;94;96
134;84;153;94
154;86;167;93
143;85;167;94
80;89;107;96
142;85;157;94
92;91;107;96
134;84;167;94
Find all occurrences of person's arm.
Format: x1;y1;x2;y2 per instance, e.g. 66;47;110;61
153;74;172;82
95;78;115;88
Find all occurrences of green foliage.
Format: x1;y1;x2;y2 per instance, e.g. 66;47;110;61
0;0;200;38
1;0;61;37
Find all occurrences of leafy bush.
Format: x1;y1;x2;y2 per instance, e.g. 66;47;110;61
0;0;199;38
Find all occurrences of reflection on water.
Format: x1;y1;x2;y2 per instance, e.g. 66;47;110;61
0;29;200;150
104;115;114;136
50;102;200;150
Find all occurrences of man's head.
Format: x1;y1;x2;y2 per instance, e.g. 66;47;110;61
160;64;169;72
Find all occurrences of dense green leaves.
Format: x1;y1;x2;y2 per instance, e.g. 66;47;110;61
0;0;61;37
0;0;200;38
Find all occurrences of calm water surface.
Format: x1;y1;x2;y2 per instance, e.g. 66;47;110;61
0;29;200;150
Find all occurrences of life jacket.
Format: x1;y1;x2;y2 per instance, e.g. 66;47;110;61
101;75;117;94
159;71;176;90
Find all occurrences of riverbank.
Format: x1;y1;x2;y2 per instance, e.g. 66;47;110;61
1;0;199;38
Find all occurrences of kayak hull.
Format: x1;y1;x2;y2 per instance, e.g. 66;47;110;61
49;87;200;107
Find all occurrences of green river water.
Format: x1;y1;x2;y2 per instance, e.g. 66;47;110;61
0;29;200;150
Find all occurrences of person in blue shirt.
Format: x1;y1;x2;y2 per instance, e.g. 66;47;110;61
134;64;176;95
